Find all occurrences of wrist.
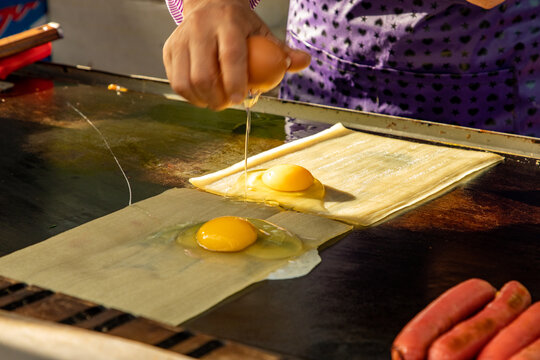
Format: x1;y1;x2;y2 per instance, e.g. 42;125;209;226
183;0;251;15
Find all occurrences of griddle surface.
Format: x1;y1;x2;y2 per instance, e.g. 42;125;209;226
0;69;538;360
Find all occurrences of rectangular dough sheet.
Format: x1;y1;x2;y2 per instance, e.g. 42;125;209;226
190;123;503;226
0;189;352;325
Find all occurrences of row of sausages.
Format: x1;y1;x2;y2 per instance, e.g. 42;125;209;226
392;279;540;360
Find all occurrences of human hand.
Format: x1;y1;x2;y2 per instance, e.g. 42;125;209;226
163;0;310;110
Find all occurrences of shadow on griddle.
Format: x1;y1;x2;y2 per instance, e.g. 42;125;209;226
324;185;356;202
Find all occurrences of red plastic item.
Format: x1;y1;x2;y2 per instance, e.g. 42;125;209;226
0;42;51;79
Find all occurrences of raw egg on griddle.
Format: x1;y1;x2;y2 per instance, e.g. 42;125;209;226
196;216;257;252
262;164;315;192
176;216;303;259
231;164;326;211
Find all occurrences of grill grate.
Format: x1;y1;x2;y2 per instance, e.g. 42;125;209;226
155;330;194;349
0;276;280;359
1;290;54;310
59;305;107;325
186;339;225;358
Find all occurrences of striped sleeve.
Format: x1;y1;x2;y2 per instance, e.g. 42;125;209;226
166;0;261;25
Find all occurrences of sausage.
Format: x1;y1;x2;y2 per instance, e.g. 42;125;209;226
478;302;540;360
428;280;532;360
391;278;496;360
509;338;540;360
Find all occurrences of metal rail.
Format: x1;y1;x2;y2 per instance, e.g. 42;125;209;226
14;62;540;159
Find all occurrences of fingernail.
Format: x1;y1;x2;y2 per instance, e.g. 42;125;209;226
230;93;244;104
285;56;292;68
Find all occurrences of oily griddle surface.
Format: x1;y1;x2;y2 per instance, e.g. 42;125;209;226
0;75;538;360
183;156;539;360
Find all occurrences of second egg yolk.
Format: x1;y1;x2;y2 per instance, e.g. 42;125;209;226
262;164;315;192
196;216;258;252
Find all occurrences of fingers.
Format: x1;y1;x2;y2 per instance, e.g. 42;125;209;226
189;29;229;110
164;38;206;108
218;28;248;105
163;23;229;110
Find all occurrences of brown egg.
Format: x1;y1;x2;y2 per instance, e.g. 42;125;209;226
247;36;290;93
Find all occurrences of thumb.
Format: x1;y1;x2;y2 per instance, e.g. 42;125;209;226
257;32;311;73
284;47;311;72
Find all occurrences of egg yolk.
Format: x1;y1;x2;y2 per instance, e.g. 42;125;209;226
262;164;315;192
174;217;304;260
228;165;325;212
196;216;258;252
247;36;290;93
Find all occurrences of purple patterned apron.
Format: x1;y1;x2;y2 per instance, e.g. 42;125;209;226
280;0;540;139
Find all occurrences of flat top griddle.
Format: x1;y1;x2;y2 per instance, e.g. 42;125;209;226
0;63;539;360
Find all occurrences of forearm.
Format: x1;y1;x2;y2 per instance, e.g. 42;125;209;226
466;0;505;9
